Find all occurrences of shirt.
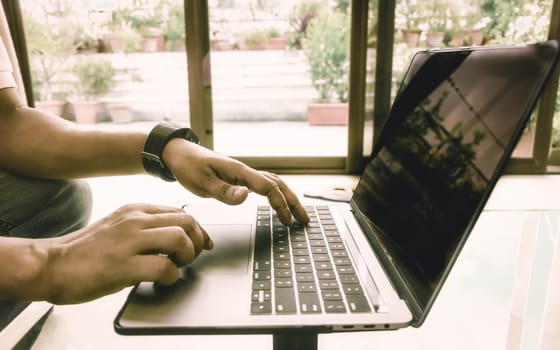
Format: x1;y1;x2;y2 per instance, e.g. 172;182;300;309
0;37;16;90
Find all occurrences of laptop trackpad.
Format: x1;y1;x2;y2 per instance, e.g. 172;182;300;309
185;224;251;275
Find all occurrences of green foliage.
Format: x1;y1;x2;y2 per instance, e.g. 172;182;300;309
162;0;186;48
396;0;422;29
304;10;350;103
552;93;560;147
23;1;83;100
480;0;550;42
243;29;269;46
71;58;116;100
110;0;163;36
287;0;326;49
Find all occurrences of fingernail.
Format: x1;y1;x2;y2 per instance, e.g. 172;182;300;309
207;238;214;250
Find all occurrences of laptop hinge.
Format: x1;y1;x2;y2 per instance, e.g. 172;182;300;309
350;201;424;325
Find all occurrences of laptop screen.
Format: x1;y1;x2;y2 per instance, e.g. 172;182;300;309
351;42;559;323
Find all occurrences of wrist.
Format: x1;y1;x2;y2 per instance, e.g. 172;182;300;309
0;238;51;301
161;137;187;173
141;122;199;181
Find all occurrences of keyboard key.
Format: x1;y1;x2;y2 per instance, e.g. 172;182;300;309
333;257;352;266
275;278;294;288
251;302;272;314
346;294;371;312
311;246;328;254
296;273;315;282
297;282;317;293
332;250;348;258
253;281;271;290
324;230;340;237
274;260;291;269
322;290;343;301
274;252;290;260
252;290;271;302
337;266;355;274
274;270;293;278
292;241;308;249
275;288;297;314
312;254;330;262
319;281;340;290
273;245;289;253
317;270;336;280
315;261;333;270
254;259;271;271
294;256;311;264
329;243;346;250
309;240;326;247
342;284;364;294
253;271;271;280
292;249;310;256
290;235;307;242
340;274;359;284
306;228;322;234
294;264;313;273
324;301;346;313
326;236;342;243
299;293;321;313
308;234;324;240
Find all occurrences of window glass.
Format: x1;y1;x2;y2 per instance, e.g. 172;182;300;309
21;0;188;131
208;0;351;157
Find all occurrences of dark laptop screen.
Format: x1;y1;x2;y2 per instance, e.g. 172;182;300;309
352;42;558;321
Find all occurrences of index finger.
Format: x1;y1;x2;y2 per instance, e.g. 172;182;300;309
245;170;309;225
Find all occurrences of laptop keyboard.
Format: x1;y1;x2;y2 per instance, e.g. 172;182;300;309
250;205;371;315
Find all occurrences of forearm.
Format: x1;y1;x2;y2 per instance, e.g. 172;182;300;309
0;89;147;178
0;236;50;301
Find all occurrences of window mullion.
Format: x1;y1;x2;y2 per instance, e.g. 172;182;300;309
185;0;214;149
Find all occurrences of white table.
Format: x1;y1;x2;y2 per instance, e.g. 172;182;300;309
27;175;560;350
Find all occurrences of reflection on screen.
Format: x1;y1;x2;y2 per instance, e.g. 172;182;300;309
352;44;557;310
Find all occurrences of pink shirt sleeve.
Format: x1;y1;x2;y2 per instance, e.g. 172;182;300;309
0;37;17;90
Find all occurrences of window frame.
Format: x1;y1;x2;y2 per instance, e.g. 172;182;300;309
186;0;560;175
8;0;560;174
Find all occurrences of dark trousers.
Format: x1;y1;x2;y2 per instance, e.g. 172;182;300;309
0;170;92;331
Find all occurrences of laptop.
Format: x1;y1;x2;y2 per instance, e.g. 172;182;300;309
115;40;559;334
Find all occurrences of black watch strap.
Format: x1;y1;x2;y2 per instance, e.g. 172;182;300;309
141;122;199;181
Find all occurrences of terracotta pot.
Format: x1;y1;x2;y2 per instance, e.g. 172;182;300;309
106;103;133;123
35;100;66;117
466;30;484;46
72;101;99;124
307;103;348;125
426;31;445;47
402;29;422;47
268;37;287;50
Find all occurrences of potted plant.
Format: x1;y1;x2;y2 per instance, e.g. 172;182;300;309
22;4;81;116
162;1;186;51
70;57;116;124
398;0;422;47
426;1;448;47
238;28;269;50
286;0;325;50
304;10;350;125
266;27;286;50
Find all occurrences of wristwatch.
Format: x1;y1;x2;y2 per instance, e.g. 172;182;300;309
141;121;199;181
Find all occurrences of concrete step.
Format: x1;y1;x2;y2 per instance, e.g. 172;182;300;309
99;49;317;121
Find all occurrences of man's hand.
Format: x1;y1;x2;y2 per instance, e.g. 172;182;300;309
40;203;212;304
162;139;310;226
